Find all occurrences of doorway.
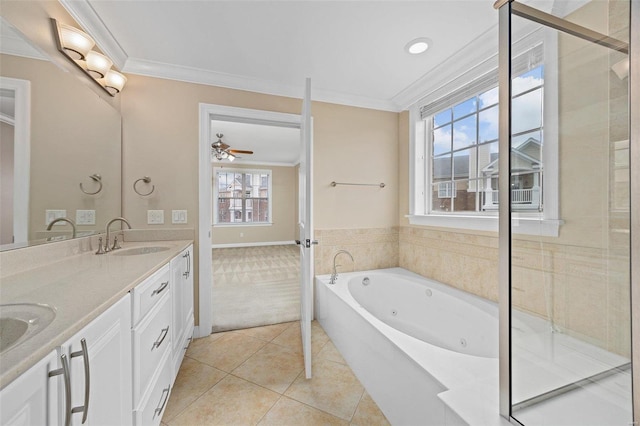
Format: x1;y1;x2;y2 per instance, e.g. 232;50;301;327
197;104;305;338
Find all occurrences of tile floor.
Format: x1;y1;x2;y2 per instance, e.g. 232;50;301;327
162;321;390;426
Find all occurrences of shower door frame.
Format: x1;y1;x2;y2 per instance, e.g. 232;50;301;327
495;0;638;423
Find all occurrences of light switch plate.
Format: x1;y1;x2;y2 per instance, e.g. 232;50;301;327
147;210;164;225
171;210;187;224
76;210;96;225
45;210;67;225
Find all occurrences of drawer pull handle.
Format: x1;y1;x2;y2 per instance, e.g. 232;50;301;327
49;354;71;426
153;385;171;418
70;338;91;424
152;281;169;296
183;251;191;278
152;326;170;350
184;336;193;350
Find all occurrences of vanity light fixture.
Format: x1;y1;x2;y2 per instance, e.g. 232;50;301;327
405;37;431;55
52;19;127;96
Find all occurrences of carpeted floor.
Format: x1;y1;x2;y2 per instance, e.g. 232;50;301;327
212;244;300;332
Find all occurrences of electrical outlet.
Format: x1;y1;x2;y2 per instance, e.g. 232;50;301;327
45;210;67;225
76;210;96;225
171;210;188;224
147;210;164;225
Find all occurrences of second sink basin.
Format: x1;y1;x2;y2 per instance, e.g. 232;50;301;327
0;304;56;353
113;246;170;256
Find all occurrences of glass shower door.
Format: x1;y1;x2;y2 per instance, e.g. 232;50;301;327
504;1;633;425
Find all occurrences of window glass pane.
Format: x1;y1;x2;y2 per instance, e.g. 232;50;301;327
512;88;543;134
453;179;479;213
434;109;452;128
431;182;452;212
433;124;452;156
453;148;472;181
453;98;477;119
513;65;543;96
453;115;476;151
432;154;452;183
479;87;499;109
479;105;499;143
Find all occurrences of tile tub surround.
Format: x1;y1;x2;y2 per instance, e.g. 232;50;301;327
314;227;399;275
162;321;390;426
398;226;631;357
0;238;192;389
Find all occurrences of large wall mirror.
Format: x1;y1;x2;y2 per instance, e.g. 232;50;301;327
0;17;121;250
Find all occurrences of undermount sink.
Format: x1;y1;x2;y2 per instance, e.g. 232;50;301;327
112;246;170;256
0;304;56;353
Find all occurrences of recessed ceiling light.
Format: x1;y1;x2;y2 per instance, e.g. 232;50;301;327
405;38;431;55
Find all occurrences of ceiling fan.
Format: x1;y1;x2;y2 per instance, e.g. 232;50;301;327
211;133;253;161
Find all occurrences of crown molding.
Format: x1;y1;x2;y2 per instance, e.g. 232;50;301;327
124;57;401;112
0;18;48;61
58;0;128;69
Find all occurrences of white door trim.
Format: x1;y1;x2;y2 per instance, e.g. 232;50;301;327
197;103;302;337
0;77;30;246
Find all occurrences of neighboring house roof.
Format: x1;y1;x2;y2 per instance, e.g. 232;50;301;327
433;155;471;179
481;137;541;175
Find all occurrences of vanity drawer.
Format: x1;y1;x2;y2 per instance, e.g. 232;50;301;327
131;264;170;326
134;348;172;426
132;293;171;406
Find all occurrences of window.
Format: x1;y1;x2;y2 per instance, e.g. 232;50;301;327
409;36;560;236
429;65;543;214
213;169;272;225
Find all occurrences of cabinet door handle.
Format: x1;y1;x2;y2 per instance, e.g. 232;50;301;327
49;353;71;426
70;338;90;424
153;385;171;419
183;251;191;278
152;281;169;296
152;326;170;350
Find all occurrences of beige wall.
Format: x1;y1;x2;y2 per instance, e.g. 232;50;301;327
120;74;399;324
398;1;631;356
211;164;297;244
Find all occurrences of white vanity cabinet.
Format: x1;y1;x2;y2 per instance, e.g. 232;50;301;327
130;264;173;425
61;293;132;426
0;350;61;426
170;245;194;379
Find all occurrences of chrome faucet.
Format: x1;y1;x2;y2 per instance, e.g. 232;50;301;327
46;217;77;238
329;250;354;284
103;217;132;253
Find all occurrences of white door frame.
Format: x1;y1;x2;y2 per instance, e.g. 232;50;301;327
0;77;30;247
197;103;303;337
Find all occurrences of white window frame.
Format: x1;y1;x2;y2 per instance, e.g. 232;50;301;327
408;29;562;237
212;167;273;227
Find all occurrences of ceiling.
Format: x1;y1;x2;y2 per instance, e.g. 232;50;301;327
210;120;300;166
61;0;500;112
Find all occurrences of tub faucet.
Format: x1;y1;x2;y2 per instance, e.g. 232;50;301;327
46;217;77;239
103;217;132;253
330;250;354;284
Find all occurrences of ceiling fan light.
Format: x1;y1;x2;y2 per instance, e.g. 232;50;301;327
58;22;95;60
228;153;235;162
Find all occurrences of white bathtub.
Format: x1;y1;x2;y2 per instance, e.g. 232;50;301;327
315;268;508;426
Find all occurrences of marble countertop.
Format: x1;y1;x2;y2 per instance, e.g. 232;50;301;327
0;239;192;389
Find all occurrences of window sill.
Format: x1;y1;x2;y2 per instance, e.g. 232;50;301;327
212;222;273;228
406;214;563;237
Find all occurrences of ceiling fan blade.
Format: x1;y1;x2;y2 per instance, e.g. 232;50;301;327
212;141;230;151
228;149;253;155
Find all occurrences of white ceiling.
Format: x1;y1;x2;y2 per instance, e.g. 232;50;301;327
211;120;300;166
61;0;500;112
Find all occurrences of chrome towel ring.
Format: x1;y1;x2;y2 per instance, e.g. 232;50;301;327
133;176;155;196
80;174;102;195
